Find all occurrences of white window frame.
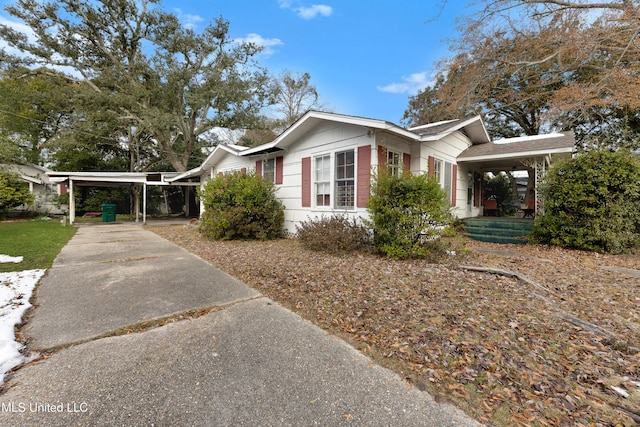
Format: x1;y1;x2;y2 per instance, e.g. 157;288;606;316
314;154;331;207
387;150;402;177
433;158;443;186
262;158;275;183
335;149;355;209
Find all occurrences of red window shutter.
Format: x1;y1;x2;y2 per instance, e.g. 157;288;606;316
59;184;67;195
255;160;262;177
275;156;283;185
451;164;457;206
357;145;371;208
428;156;435;178
403;153;411;176
301;157;311;207
241;167;247;174
378;145;387;169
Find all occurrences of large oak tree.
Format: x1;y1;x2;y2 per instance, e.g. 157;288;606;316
404;0;640;149
0;0;271;172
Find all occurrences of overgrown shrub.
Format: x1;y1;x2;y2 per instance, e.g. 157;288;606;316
296;214;372;253
367;170;453;258
0;171;35;217
198;171;284;240
532;150;640;253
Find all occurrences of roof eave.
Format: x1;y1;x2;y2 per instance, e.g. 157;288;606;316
457;147;574;162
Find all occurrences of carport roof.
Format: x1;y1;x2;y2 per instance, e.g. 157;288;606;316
46;171;181;187
456;132;575;172
458;132;575;161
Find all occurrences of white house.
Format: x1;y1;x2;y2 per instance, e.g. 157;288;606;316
169;111;575;233
1;162;69;215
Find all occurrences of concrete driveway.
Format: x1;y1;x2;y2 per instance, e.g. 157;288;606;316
0;223;481;426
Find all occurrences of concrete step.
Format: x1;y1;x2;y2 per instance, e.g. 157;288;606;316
465;233;529;245
462;217;533;244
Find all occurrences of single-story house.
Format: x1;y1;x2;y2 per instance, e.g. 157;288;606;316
170;111;575;234
1;162;68;215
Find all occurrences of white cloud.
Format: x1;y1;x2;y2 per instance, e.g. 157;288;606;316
296;5;333;19
173;8;204;30
235;33;284;57
377;72;432;95
278;1;333;19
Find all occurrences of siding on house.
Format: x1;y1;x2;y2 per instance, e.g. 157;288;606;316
188;113;496;231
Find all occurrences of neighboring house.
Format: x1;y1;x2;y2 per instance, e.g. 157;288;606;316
169;111;575;233
1;162;69;215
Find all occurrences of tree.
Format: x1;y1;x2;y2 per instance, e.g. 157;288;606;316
0;170;34;217
403;14;572;138
484;173;517;215
269;70;322;128
405;0;640;149
0;66;77;165
532;149;640;253
0;0;271;173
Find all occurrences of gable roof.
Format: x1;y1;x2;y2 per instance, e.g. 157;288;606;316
409;116;491;144
240;110;420;156
168;144;249;182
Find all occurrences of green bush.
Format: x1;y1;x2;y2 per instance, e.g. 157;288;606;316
0;171;35;217
296;214;372;253
198;171;284;240
532;150;640;253
484;173;517;215
366;170;452;258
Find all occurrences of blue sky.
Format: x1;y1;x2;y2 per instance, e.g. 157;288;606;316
0;0;474;125
173;0;471;123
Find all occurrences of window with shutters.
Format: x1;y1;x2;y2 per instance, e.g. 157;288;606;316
262;158;275;183
387;150;401;177
315;155;331;206
335;150;355;209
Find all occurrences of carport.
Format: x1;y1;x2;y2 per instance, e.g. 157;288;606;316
46;171;180;225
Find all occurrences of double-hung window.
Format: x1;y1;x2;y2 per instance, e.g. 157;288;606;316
433;158;443;185
315;155;331;206
335;150;355;209
387;150;401;177
262;158;275;183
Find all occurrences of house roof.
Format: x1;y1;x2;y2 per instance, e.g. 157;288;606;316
240;110;421;156
168;144;248;182
409;116;491;144
456;132;575;171
46;171;180;186
457;132;575;161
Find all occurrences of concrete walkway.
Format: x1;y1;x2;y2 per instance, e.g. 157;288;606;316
0;223;481;426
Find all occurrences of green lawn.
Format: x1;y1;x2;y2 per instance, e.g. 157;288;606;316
0;219;77;272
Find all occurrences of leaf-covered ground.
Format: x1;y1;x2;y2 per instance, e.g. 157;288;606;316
149;225;640;426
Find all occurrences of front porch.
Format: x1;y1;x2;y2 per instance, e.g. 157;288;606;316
457;132;575;221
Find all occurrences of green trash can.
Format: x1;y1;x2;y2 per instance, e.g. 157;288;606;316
101;204;116;222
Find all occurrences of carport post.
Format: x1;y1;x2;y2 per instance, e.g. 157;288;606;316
69;178;75;225
143;182;147;225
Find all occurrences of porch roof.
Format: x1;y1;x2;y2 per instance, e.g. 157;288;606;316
457;132;575;170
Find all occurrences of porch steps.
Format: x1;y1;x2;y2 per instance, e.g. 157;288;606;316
462;217;534;244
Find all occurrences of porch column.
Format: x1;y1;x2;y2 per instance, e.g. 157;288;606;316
69;178;75;225
534;157;546;215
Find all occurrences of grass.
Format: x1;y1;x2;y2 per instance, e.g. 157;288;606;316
0;219;77;272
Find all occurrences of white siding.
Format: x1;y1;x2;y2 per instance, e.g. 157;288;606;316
273;121;375;233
